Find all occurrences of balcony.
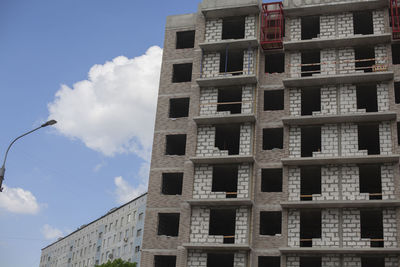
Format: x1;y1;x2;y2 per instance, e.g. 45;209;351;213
282;155;399;166
281;200;400;209
198;48;257;87
285;53;393;88
196;86;256;125
282;112;396;126
187;207;249;249
283;0;387;17
284;33;391;51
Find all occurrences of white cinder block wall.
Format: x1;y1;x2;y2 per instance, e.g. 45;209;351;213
289;46;388;78
196;124;252;157
199;86;254;116
193;164;250;199
202;15;256;78
287;9;385;41
189;207;249;244
288;208;397;248
187;251;247;267
288;121;392;157
288;164;396;201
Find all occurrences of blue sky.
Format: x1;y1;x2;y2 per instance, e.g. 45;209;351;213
0;1;200;266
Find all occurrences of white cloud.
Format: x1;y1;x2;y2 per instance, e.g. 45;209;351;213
48;46;163;159
0;185;41;215
41;224;63;240
114;162;148;204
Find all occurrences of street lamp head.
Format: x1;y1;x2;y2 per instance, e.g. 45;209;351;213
41;120;57;127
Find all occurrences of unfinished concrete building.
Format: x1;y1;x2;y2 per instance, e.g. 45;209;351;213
141;0;400;266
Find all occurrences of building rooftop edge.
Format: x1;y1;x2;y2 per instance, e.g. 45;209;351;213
41;192;147;251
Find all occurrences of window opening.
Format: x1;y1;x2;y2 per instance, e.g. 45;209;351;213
263;128;283;150
300;210;321;247
360;210;384;247
264;90;284;111
215;124;240;155
301;126;321;157
355;47;375;73
169;98;190;118
165;134;186;155
260;211;282;236
212;165;238;198
172;63;192;83
265;53;285;73
301;88;321;116
301;51;320;77
358;124;380;155
176;31;195;49
356;84;378;112
300;166;321;201
261;168;283;192
353;11;373;35
217;87;242;114
209;209;236;243
162;173;183;195
222;17;245;40
301;16;320;40
359;165;382;200
157;213;180;236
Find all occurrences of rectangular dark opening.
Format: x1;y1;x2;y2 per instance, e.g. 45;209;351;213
209;209;236;237
359;165;382;200
222;16;245;40
157;213;180;236
265;53;285;73
353;11;373;35
162;173;183;195
207;253;234;267
300;210;321;246
301;51;320;77
165;134;186;155
176;30;195;49
264;90;284;111
360;210;383;245
169;98;190;118
172;63;192;83
301;88;321;115
356;84;378;112
355;47;375;73
398;122;400;145
215;124;240;155
361;257;385;267
301;16;320;40
217;87;242;114
261;168;283;192
300;166;321;201
395;82;400;103
301;126;321;157
258;256;280;267
212;165;238;196
358;124;380;155
220;50;244;75
392;44;400;64
263;128;283;150
260;211;282;235
155;256;176;267
300;257;321;267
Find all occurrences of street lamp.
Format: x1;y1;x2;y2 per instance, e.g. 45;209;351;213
0;119;57;192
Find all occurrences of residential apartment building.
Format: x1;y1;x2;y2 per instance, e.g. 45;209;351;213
141;0;400;267
40;193;146;267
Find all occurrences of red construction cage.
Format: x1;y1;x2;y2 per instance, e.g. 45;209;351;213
391;0;400;39
261;2;284;50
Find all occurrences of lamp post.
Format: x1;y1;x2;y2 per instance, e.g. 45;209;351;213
0;119;57;192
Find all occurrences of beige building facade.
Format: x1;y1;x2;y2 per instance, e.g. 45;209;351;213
141;0;400;266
